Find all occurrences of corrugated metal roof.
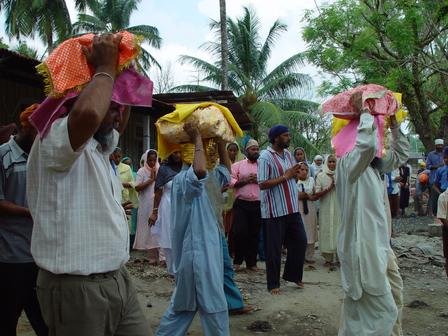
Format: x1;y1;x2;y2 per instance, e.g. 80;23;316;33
0;48;42;86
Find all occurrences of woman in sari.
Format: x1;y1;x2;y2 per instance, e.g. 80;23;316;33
315;155;340;266
134;150;161;264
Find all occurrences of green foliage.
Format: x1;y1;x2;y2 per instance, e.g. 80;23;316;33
0;0;95;52
13;40;39;59
172;6;324;154
302;0;448;150
73;0;162;70
0;37;9;49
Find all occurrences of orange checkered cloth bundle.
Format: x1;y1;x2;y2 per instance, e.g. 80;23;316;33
30;31;153;138
37;31;142;96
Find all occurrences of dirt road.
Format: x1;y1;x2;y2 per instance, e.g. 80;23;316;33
18;230;448;335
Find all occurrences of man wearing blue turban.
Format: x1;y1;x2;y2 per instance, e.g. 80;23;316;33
257;125;307;295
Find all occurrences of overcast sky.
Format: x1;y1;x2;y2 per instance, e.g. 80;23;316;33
0;0;330;100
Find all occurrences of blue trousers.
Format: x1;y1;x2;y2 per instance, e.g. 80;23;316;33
221;234;244;310
156;303;229;336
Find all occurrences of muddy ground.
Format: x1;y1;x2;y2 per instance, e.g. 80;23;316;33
18;216;448;335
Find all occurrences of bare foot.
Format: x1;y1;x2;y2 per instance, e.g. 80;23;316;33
229;305;254;315
234;264;244;272
270;288;280;295
247;266;261;272
297;282;305;289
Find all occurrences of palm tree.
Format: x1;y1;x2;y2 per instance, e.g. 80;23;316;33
73;0;162;70
172;7;317;149
0;37;9;49
219;0;228;90
0;0;96;52
13;40;39;59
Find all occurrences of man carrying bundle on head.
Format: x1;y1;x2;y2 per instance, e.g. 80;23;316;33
155;103;244;335
156;122;231;336
26;32;154;335
322;85;409;335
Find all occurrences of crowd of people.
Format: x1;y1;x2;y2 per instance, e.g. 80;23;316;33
1;32;447;336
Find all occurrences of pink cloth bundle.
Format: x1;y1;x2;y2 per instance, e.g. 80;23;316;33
30;67;153;138
321;84;399;158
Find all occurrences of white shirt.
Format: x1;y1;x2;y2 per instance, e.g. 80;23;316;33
27;117;129;275
437;190;448;220
336;113;409;300
386;168;400;195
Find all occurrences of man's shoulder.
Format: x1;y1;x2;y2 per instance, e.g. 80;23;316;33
119;162;132;172
0;141;11;156
436;165;448;174
438;190;448;214
231;160;242;169
259;149;272;159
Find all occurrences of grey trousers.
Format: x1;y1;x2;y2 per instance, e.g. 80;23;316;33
36;266;151;336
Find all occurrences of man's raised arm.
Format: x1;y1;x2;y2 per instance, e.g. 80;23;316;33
68;33;121;151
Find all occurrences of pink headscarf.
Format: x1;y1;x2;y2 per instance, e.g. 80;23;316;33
30;67;153;138
143;149;160;176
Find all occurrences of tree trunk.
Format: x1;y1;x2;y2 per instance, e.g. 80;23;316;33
47;33;54;54
219;0;228;90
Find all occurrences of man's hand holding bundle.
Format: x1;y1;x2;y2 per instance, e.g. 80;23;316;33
82;33;122;79
183;120;201;142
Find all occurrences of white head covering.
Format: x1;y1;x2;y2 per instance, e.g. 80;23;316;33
435;139;444;145
314;155;324;163
245;139;259;150
322;154;337;176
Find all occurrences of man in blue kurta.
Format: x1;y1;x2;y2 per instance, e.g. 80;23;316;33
156;121;231;336
426;139;445;215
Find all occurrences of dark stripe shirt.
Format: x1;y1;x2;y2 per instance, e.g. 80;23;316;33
258;147;299;219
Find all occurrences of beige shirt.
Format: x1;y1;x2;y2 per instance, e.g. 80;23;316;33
27;117;129;275
336;113;409;300
437;190;448;220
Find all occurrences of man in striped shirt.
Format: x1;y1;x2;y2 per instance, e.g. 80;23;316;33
258;125;308;295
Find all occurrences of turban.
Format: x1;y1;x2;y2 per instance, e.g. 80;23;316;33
20;104;39;129
435;139;444;145
314;155;323;161
245;139;259;150
268;125;289;143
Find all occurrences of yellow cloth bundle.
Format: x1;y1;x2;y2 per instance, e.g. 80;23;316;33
156;102;243;160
